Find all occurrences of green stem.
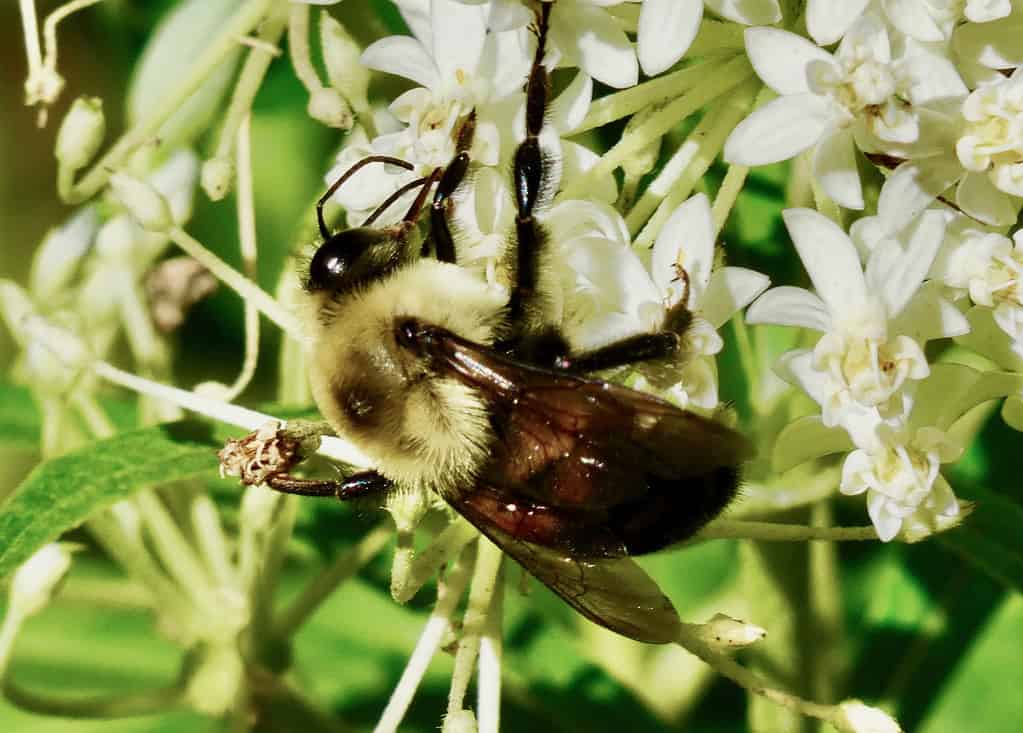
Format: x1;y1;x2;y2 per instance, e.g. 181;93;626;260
167;226;305;340
574;56;731;134
273;521;393;637
695;519;879;543
3;679;184;718
212;5;288;163
629;77;759;246
63;0;274;203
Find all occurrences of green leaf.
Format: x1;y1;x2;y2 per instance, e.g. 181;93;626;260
0;382;41;449
939;483;1023;592
0;420;227;581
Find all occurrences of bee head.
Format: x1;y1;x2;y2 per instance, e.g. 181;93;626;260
306;226;410;294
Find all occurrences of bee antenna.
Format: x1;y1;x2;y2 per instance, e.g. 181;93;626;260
317;155;416;239
362;175;432;227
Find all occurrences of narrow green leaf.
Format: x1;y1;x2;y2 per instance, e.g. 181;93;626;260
939;484;1023;592
0;420;227;581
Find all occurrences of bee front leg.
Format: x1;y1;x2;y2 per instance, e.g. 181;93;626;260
267;470;393;502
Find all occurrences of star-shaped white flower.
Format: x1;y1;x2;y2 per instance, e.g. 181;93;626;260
725;15;967;209
747;208;965;429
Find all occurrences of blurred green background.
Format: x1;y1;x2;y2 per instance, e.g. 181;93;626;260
2;2;1022;732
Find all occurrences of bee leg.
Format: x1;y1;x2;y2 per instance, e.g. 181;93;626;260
425;110;478;263
506;2;554;332
552;332;683;373
267;470;393;502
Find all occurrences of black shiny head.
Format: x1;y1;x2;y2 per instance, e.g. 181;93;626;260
307;226;406;293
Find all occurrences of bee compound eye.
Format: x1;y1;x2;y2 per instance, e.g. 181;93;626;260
395;319;421;350
308;236;351;290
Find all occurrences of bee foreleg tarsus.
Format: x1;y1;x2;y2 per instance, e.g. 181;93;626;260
429;151;472;263
267;470;393;502
553;332;681;373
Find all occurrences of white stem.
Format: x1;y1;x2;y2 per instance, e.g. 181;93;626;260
391;519;479;604
42;0;104;70
18;0;43;74
374;545;476;733
191;495;237;589
446;538;503;718
220;114;260;401
0;607;26;676
168;226;305;341
476;565;504;733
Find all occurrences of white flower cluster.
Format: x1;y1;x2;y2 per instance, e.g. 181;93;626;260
728;3;1023;541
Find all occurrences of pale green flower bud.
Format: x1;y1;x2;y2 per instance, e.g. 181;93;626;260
9;544;73;619
28;207;97;302
200;157;234;202
185;643;245;716
621;104;662;181
442;710;477;733
110;172;173;232
95;215;140;263
832;700;902;733
308;87;354;130
239;483;283;535
386;487;429;534
55;96;105;172
688;613;767;650
320;13;370;112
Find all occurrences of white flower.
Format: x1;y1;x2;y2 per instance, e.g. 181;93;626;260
725;16;966;209
840;424;962;541
833;699;903;733
555;194;768;407
747;208;956;427
956;67;1023;197
885;0;1012;43
638;0;781;76
450;0;640;87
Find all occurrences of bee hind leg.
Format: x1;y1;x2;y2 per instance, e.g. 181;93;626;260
267;470;393;502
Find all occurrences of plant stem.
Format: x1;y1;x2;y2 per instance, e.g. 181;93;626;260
695;519;879;542
476;564;505;733
391;519;479;604
42;0;104;71
446;538;503;719
212;5;288;163
288;2;323;94
574;57;731;134
3;679;184;718
273;521;393;637
561;56;753;202
63;0;274;203
374;545;476;733
167;226;305;341
629;77;759;246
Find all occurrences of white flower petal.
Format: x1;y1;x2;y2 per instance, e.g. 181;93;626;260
547;199;630;247
361;36;440;90
746;286;832;331
956;172;1019;227
813;127;864;210
806;0;869;45
877;158;962;234
651;194;714;306
638;0;701;76
549;72;592;134
707;0;782;26
782;208;868;315
724;94;838;166
882;0;945;42
744;27;835;95
431;0;488;89
489;0;534;30
866;210;946;318
702;267;771;329
551;1;638;89
867;491;904;541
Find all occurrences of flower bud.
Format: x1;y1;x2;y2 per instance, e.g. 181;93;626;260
95;215;140;263
29;206;98;302
320;14;370;112
386;487;429;534
56;96;105;172
239;483;283;535
442;710;477;733
621;104;662;181
201;157;234;201
110;172;173;232
832;700;902;733
9;544;73;619
688;613;767;650
308;87;355;131
185;643;244;716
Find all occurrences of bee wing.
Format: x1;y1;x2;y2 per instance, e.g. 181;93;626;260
416;324;750;553
458;499;682;644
